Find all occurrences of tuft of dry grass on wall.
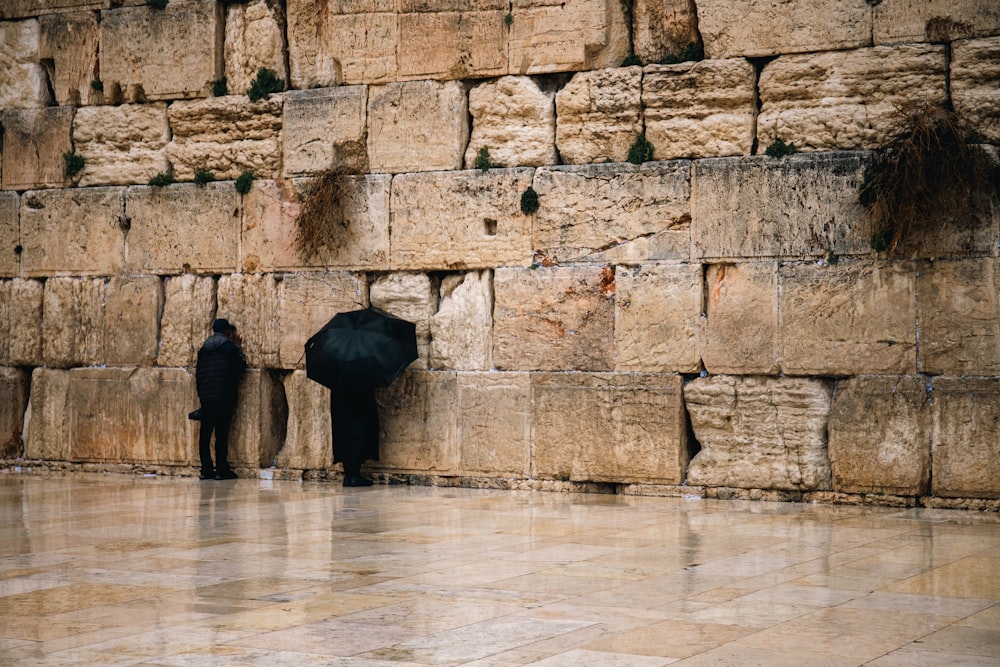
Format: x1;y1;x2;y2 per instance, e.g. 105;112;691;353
295;165;358;261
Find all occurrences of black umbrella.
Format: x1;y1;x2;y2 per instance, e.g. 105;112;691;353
305;307;418;392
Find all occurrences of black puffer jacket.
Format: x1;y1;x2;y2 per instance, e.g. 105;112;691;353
196;333;245;406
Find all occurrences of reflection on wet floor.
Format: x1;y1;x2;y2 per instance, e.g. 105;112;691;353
1;474;998;666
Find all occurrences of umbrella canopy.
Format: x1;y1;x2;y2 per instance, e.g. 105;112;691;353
305;307;418;392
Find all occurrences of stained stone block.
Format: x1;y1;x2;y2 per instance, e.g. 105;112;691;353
73;104;171;187
873;0;1000;45
1;1;108;20
703;263;779;376
0;19;49;111
367;81;469;174
38;11;100;107
217;273;280;369
23;368;71;461
396;9;506;81
278;272;366;370
374;370;459;474
508;0;629;75
458;372;530;476
124;183;241;275
277;370;334;470
104;275;161;367
642;59;755;160
632;0;700;65
779;261;916;376
2;107;73;191
429;271;493;371
493;266;615;371
0;367;26;458
370;272;434;369
685;375;834;490
931;378;1000;499
42;277;106;368
166;96;283;182
158;274;216;368
229;369;286;468
19;187;125;277
0;192;18;277
828;375;930;496
758;46;947;152
283;87;368;177
0;279;43;366
100;0;223;102
532;372;687;484
464;77;557;168
532;162;691;265
691;153;871;260
615;264;702;373
952;37;1000;144
224;0;287;98
555;68;642;164
389;169;534;270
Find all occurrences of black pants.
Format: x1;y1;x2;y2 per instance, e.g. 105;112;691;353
331;391;379;477
198;403;235;474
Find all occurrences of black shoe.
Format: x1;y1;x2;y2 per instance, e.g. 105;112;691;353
199;470;215;480
215;470;238;480
343;475;373;487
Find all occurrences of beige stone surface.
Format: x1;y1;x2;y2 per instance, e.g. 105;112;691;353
555;67;642;164
642;59;755;160
0;367;26;457
165;96;283;182
73;104;171;187
532;162;691;265
632;0;700;65
874;0;1000;45
691;153;871;259
615;264;702;373
697;0;871;59
367;80;469;173
457;372;530;477
508;0;629;75
230;369;286;468
0;192;18;277
23;368;71;461
828;375;930;496
2;107;73;191
283;87;368;177
276;370;333;471
124;183;241;274
389;168;534;270
532;372;687;484
493;266;615;371
465;76;556;168
41;277;106;368
373;370;459;474
278;271;366;370
217;272;280;369
429;271;493;371
931;377;1000;499
0;279;43;366
685;375;834;490
0;18;49;112
779;261;916;376
370;272;434;370
38;11;100;107
158;274;216;368
703;263;779;376
952;37;1000;144
104;275;161;367
397;9;506;81
224;0;287;98
1;1;108;20
758;45;948;151
99;0;223;102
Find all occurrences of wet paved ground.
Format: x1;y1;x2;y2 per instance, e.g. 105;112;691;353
1;474;999;666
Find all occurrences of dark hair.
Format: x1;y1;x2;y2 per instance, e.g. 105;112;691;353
212;318;234;333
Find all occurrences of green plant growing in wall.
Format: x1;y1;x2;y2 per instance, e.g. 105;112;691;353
211;78;228;97
659;43;704;65
504;12;513;28
621;54;643;67
149;169;175;187
474;147;494;171
235;170;254;195
91;78;103;92
146;0;168;9
765;138;798;158
520;186;540;215
247;67;284;102
627;133;654;164
63;151;84;178
193;168;215;187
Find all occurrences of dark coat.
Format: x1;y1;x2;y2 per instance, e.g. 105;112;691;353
196;333;245;407
331;390;380;467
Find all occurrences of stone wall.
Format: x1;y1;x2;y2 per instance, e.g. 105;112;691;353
1;0;999;509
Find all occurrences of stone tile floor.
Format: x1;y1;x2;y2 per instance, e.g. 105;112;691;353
1;474;999;666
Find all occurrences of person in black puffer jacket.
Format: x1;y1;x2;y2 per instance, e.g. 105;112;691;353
195;318;246;480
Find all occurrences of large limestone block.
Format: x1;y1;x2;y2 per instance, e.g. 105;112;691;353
508;0;629;74
685;375;834;490
532;162;691;265
0;279;43;366
828;375;930;496
367;80;469;173
931;378;1000;499
493;266;615;371
19;187;125;277
0;19;49;112
397;9;506;81
429;271;493;371
166;96;283;182
703;263;779;376
457;372;530;477
374;370;459;474
615;264;702;373
555;67;642;164
38;11;100;107
389;169;534;270
124;183;241;274
277;370;333;470
158;274;216;368
874;0;1000;45
229;369;286;468
104;275;161;367
532;372;687;484
41;277;106;368
697;0;871;59
779;261;916;376
278;271;366;369
632;0;700;65
2;107;73;191
642;59;755;160
758;46;948;152
225;0;287;98
217;272;280;369
1;1;108;20
952;38;1000;144
283;87;368;177
465;76;557;168
691;153;871;260
23;368;71;460
73;104;171;187
0;192;17;277
370;272;434;369
99;0;223;102
0;367;26;458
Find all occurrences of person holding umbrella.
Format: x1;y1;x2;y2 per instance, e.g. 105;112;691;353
195;318;246;480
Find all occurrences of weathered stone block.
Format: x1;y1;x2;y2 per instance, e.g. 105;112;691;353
370;272;434;369
397;9;506;81
124;183;241;274
0;279;43;366
874;0;1000;45
642;59;755;160
458;372;530;476
632;0;700;65
685;375;833;490
0;192;18;277
23;368;71;460
493;266;615;371
615;264;702;373
73;104;170;187
779;261;916;376
38;11;100;107
1;1;108;20
952;37;1000;145
158;274;216;368
931;377;1000;499
224;0;287;98
691;153;872;259
278;271;366;369
389;169;534;270
0;19;49;111
104;275;161;367
42;277;106;368
166;96;283;182
100;0;223;102
532;372;687;484
229;369;286;468
0;367;26;458
828;375;930;496
217;272;280;369
2;107;73;191
758;46;948;151
367;80;469;173
429;271;493;371
19;187;125;276
703;263;779;375
465;76;557;168
374;370;459;474
277;370;333;470
532;162;691;265
283;87;368;177
508;0;629;75
555;67;642;164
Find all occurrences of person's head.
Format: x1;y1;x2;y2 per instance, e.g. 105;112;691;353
212;318;236;337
